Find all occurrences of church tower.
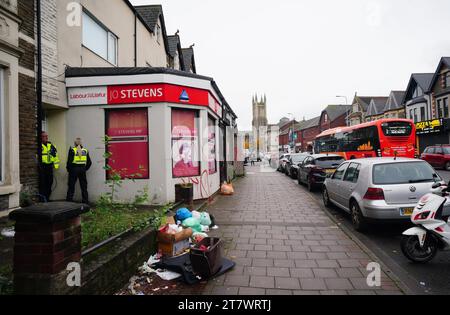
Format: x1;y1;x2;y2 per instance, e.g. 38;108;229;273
252;94;268;130
252;94;268;156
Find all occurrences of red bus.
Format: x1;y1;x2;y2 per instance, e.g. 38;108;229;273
314;119;416;160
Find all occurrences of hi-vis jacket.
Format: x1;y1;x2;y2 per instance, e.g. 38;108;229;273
41;143;60;170
67;147;92;171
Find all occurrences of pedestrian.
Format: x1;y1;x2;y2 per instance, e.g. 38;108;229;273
66;138;92;204
39;132;60;202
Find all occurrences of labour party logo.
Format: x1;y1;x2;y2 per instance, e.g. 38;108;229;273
180;90;190;102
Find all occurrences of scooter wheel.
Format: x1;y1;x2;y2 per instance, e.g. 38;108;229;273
400;234;438;264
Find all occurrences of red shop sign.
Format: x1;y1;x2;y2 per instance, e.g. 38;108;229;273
107;83;210;107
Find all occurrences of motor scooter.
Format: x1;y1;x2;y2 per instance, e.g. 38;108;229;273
401;182;450;263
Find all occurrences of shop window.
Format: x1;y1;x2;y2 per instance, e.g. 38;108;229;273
82;11;118;65
0;69;4;184
208;116;217;175
106;109;149;180
172;109;200;178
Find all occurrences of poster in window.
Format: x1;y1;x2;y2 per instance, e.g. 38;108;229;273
106;109;149;179
172;109;200;178
208;117;217;174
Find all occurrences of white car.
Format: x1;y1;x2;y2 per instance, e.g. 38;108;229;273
323;158;447;231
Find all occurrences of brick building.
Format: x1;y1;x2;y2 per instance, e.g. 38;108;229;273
319;105;351;132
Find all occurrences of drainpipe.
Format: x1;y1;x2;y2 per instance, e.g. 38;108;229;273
134;15;137;67
36;0;43;164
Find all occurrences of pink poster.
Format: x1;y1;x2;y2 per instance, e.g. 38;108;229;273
172;109;200;178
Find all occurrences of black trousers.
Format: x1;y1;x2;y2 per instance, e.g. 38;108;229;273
39;164;54;202
66;166;89;204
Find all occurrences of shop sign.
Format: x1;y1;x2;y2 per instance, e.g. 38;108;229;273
68;84;221;112
416;119;444;135
67;87;107;106
107;84;209;106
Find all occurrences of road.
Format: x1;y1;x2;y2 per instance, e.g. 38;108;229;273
295;169;450;295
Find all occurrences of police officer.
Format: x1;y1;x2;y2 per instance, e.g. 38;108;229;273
66;138;92;204
40;132;60;202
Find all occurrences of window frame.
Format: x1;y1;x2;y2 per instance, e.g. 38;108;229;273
171;108;200;179
208;115;217;175
105;108;150;180
0;68;4;185
332;163;349;181
343;163;361;183
82;9;118;66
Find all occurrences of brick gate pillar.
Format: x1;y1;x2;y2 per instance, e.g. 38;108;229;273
9;202;90;295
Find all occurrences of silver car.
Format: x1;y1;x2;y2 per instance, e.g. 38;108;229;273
323;158;445;231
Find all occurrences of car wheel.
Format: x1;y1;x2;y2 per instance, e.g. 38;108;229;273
350;201;368;232
446;162;450;171
323;188;331;207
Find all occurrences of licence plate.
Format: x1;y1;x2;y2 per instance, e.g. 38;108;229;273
325;169;335;174
400;208;414;217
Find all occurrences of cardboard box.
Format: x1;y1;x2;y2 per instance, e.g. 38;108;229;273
157;225;193;257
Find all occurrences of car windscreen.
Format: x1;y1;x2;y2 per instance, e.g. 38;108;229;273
443;147;450;154
373;162;440;185
381;121;413;137
315;157;345;168
291;155;307;163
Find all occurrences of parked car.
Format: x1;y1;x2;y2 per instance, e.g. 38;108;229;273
278;154;291;173
421;145;450;170
285;153;310;179
298;154;345;191
323;158;445;231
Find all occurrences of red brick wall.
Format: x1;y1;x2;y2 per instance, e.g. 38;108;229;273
301;125;321;152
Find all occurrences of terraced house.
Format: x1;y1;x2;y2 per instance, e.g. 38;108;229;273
0;0;37;214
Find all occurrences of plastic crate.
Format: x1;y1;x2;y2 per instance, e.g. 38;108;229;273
190;237;223;278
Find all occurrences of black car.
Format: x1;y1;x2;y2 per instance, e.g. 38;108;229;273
298;154;345;191
285;154;310;179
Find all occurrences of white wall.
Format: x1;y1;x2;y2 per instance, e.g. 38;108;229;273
60;103;220;205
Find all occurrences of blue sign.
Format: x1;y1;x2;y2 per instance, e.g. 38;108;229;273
180;90;190;102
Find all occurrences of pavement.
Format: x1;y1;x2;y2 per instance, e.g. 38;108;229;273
124;164;404;295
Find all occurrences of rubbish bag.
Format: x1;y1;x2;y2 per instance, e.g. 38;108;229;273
192;232;208;244
176;208;192;222
220;182;234;195
191;211;201;219
182;217;203;233
199;212;212;226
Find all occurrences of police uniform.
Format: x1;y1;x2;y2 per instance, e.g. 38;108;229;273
66;146;92;204
40;142;60;202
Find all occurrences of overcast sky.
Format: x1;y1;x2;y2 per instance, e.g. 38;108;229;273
131;0;450;130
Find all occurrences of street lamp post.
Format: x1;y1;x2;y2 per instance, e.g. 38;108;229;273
336;96;350;126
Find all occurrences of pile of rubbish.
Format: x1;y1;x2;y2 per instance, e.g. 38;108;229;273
124;207;235;295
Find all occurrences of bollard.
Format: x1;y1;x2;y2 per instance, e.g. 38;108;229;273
9;202;90;295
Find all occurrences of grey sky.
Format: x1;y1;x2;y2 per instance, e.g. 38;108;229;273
131;0;450;130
